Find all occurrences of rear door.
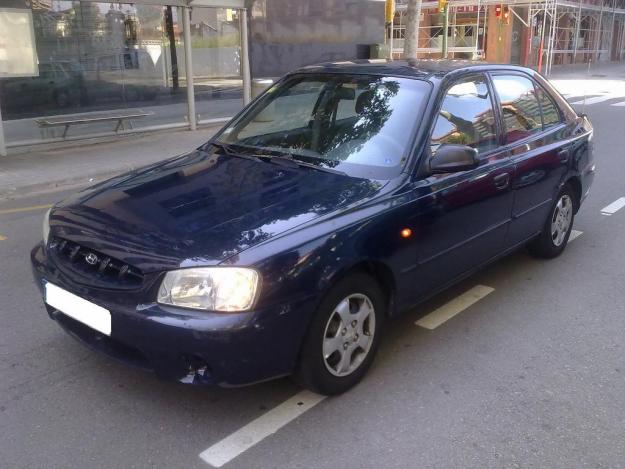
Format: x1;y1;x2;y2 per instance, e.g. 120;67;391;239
407;73;515;299
490;72;570;246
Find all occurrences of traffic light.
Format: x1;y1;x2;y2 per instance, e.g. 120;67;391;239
502;6;511;25
385;0;395;25
495;4;511;24
438;0;447;13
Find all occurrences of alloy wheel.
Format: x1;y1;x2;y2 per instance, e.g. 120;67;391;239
322;293;376;377
551;194;573;247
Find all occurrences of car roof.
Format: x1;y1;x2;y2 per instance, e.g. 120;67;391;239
294;59;537;81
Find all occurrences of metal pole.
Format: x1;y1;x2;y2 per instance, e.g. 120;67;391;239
0;98;6;157
389;23;395;58
526;2;533;67
573;2;582;63
620;17;625;60
546;2;557;75
182;6;196;130
452;5;457;59
442;2;449;58
611;0;616;61
538;4;547;72
241;8;252;106
484;3;489;59
475;0;481;59
595;4;604;63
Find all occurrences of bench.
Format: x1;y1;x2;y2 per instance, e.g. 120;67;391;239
35;110;154;138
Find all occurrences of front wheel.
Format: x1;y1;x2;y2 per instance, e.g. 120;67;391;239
294;273;385;395
528;184;576;258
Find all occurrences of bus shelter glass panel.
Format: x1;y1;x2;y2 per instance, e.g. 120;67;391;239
0;1;188;143
189;7;243;124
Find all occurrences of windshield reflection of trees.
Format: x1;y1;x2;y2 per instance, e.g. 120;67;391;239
319;79;400;165
231;77;401;169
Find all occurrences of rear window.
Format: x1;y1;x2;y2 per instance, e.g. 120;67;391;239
536;85;563;128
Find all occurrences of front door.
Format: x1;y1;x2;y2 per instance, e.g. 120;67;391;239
407;74;515;301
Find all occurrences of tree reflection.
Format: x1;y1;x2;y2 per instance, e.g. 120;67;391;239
317;79;400;164
220;74;422;172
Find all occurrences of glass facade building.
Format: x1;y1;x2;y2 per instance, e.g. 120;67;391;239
0;0;385;152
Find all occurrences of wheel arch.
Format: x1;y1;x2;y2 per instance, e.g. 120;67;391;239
564;175;582;213
321;259;397;318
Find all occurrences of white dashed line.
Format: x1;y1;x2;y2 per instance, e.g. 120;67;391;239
600;197;625;215
569;230;583;242
199;390;326;467
416;285;494;330
569;94;625;105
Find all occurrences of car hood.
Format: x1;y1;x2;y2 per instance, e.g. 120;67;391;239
50;149;383;272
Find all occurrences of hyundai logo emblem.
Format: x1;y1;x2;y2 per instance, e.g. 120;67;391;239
85;253;99;265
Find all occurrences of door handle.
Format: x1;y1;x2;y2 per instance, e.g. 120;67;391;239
493;172;510;190
557;148;570;163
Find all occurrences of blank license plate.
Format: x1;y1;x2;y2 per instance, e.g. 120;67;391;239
45;283;112;336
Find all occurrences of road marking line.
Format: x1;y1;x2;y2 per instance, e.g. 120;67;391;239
569;230;583;242
199;390;326;467
0;204;52;215
416;285;494;330
600;197;625;215
570;95;620;105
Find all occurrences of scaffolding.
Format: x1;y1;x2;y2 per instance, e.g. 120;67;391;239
393;0;625;74
393;1;488;59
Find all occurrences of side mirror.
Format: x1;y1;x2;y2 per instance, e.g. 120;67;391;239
429;144;479;174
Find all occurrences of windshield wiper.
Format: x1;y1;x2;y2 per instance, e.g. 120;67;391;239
210;142;346;176
256;153;347;176
209;141;261;162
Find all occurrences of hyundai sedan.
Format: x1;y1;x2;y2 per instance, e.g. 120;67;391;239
31;60;594;395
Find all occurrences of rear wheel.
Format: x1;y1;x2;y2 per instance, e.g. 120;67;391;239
528;184;576;258
294;273;385;395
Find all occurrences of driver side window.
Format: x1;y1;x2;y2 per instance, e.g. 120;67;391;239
430;76;498;156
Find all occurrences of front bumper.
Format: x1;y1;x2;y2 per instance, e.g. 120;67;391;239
31;243;315;386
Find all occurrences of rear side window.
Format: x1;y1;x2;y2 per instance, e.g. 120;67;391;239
492;75;542;144
430;75;498;155
536;85;562;128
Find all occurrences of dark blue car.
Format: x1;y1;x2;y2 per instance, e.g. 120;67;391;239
32;60;594;395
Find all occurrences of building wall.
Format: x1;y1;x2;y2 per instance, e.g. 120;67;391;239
247;0;385;77
485;5;513;63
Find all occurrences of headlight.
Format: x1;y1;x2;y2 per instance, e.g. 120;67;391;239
43;209;51;245
157;267;260;312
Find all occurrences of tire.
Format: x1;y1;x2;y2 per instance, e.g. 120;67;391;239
528;183;577;258
294;272;386;395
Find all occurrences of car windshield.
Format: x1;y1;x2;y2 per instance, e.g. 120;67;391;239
214;73;431;179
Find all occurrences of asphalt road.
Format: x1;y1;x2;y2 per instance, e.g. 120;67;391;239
2;96;625;469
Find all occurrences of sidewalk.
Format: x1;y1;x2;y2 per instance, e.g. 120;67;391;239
549;61;625;80
0;126;220;200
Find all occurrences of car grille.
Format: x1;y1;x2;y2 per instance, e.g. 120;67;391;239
49;236;144;288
